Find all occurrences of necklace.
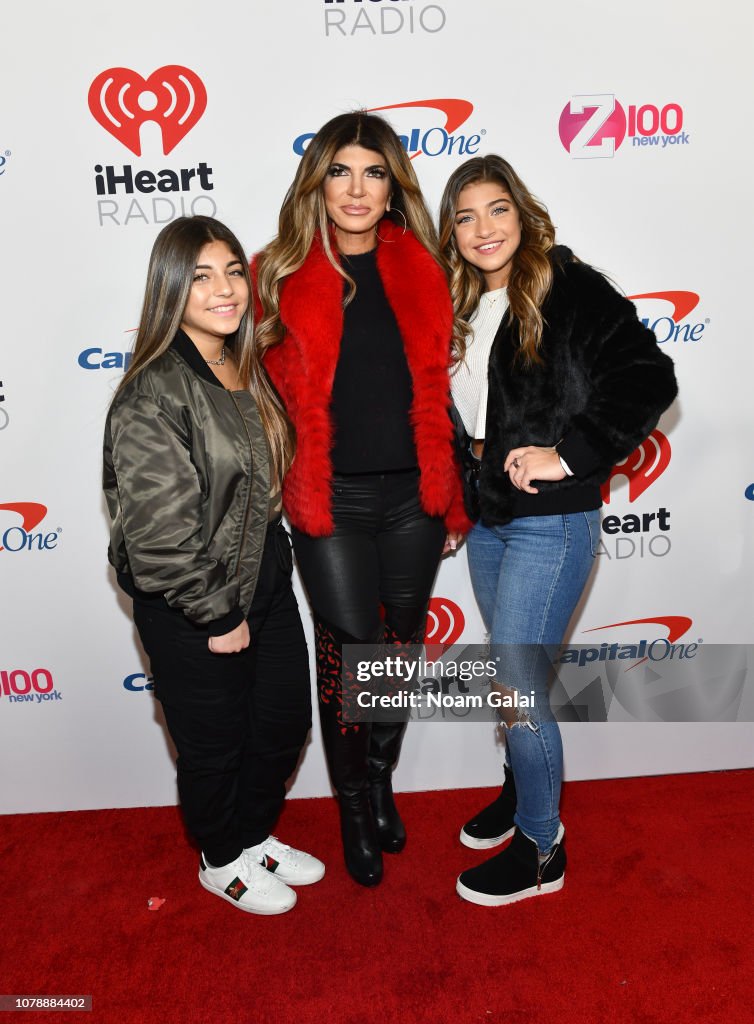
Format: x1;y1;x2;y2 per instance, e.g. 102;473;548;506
483;286;507;307
205;347;226;366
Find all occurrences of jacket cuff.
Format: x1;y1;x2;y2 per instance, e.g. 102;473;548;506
556;429;604;478
206;606;245;637
445;487;474;535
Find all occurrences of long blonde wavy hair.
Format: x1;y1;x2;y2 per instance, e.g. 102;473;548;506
116;216;294;477
255;110;443;351
439;156;557;366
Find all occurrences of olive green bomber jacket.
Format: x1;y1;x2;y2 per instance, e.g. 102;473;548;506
103;330;271;635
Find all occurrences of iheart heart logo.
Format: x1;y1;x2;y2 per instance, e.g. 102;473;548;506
601;429;671;504
88;66;207;156
424;597;465;662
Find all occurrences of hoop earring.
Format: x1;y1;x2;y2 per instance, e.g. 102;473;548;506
390;207;408;234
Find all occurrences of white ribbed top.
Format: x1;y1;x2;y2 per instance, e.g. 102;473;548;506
450;287;508;439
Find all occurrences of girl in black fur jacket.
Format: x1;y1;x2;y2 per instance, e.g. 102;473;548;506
439;156;677;907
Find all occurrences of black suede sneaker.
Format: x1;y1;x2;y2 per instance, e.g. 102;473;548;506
459;765;517;850
456;824;566;906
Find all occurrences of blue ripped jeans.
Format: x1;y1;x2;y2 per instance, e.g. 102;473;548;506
467;511;600;851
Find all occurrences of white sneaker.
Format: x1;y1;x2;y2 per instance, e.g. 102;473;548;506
199;851;297;915
245;836;326;886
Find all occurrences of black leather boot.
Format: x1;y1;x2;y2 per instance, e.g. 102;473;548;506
368;721;407;853
459;764;517;849
315;617;383;887
366;620;426;853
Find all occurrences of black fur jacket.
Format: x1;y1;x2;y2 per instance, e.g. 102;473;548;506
467;246;678;525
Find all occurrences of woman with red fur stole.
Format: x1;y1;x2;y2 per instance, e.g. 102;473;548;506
253;112;469;886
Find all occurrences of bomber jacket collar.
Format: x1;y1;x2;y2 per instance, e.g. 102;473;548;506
170;328;234;387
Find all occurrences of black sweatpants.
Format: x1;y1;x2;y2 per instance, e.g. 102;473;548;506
133;523;312;867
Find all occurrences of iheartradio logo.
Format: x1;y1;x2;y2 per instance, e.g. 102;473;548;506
424;597;465;661
88;66;207;156
601;430;671;504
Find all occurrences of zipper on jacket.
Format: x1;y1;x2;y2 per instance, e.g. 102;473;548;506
227;390;254;578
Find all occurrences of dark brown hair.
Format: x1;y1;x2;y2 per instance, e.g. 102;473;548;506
117;216;293;475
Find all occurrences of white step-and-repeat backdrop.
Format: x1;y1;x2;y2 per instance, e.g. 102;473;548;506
2;1;751;814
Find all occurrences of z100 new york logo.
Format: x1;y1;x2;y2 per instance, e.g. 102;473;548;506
1;669;62;705
88;65;216;227
559;94;690;158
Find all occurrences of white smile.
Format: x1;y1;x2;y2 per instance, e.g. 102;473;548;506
209;305;236;314
476;241;503;254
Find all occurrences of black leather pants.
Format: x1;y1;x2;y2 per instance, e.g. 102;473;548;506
292;469;444;877
292;468;445;647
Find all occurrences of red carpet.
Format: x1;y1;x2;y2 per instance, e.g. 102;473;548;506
2;771;752;1024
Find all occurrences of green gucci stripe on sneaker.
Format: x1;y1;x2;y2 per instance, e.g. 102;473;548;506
224;877;248;901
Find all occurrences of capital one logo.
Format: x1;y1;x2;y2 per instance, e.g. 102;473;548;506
559;94;686;158
558;615;695;673
586;615;692;645
124;672;155;693
88;66;207;156
628;291;707;345
293;99;479;160
0;502;59;553
424;597;465;661
601;430;671;504
583;615;695;670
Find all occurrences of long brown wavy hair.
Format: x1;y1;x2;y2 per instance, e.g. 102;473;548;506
116;216;294;477
439;155;556;366
255;110;443;350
